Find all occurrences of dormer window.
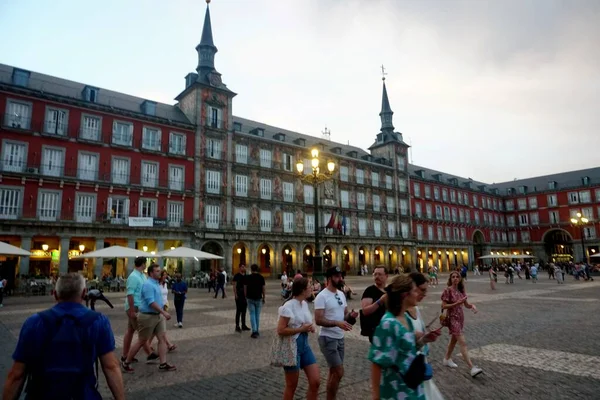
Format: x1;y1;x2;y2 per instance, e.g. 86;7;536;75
548;181;556;190
12;68;30;87
141;100;156;116
415;170;425;178
233;122;242;132
346;151;358;158
273;133;286;142
432;174;441;182
250;128;264;137
449;178;458;186
330;147;342;154
293;138;305;146
507;188;514;195
478;185;486;192
519;186;527;194
82;85;99;103
582;176;590;185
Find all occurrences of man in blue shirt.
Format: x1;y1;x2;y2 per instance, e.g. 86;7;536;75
171;273;187;328
121;257;157;364
2;273;124;400
122;263;176;372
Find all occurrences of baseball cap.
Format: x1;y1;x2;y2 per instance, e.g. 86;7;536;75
325;266;342;278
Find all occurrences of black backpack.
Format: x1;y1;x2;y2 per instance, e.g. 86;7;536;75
25;309;101;400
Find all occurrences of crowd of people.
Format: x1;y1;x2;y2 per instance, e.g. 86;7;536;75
485;260;595;290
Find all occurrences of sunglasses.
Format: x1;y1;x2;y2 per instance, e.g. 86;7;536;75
334;293;343;306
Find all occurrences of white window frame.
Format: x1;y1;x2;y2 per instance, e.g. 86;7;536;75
358;219;367;237
77;151;99;181
388;221;395;238
44;106;69;136
549;210;559;224
400;199;409;216
341;190;349;208
355;169;364;184
205;204;220;228
235;208;248;231
74;192;96;223
142;126;161;151
235;175;248;197
401;222;410;239
80;114;102;141
207;138;222;160
427;225;434;240
357;192;366;210
283;153;293;172
41;146;65;177
206;170;221;194
167;201;184;227
304;184;314;204
111;157;130;185
413;183;421;197
442;189;448;202
305;214;315;234
521;231;530;243
112;120;133;146
107;197;130;224
207;106;222;128
168;165;185;191
235;144;248;164
169;132;186;155
387;197;395;213
528;197;538;209
283;182;294;202
579;190;591;203
0;186;23;220
568;192;579;204
37;189;61;221
530;212;539;226
260;149;272;168
260;210;272;232
283;212;294;233
5;99;32;129
385;175;392;189
416;224;423;240
260;178;272;200
519;213;529;226
340;166;349;182
141;161;159;188
398;178;407;193
138;198;158;218
1;140;27;173
371;172;380;187
373;194;380;212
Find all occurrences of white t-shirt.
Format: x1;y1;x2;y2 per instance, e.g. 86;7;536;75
278;299;313;340
281;274;288;285
160;283;168;306
530;266;538;275
314;288;347;339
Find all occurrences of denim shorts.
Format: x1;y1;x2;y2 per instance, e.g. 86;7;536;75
284;333;316;372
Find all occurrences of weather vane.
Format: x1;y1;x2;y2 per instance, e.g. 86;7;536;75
381;64;387;81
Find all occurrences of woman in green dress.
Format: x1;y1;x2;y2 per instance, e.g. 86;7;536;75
369;274;440;400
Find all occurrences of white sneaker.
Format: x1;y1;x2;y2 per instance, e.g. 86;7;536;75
443;358;458;368
174;323;180;327
470;366;483;377
178;322;183;328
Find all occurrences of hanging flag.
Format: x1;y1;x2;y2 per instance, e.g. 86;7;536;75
342;215;347;235
335;213;342;233
326;211;336;229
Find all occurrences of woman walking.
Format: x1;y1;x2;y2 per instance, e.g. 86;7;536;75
407;273;444;399
441;271;483;378
369;274;440;400
152;270;177;352
489;266;497;290
277;277;320;400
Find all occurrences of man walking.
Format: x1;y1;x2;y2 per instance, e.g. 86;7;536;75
0;277;6;308
171;273;187;328
244;264;265;338
360;265;388;343
2;273;124;400
214;267;226;299
232;264;250;333
121;257;157;365
122;264;176;372
315;266;358;400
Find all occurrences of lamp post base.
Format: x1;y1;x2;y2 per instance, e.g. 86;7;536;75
313;256;323;277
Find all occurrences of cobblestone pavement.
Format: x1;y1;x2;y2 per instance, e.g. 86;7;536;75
1;273;600;399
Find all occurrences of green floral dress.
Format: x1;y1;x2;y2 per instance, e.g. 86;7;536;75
368;311;426;400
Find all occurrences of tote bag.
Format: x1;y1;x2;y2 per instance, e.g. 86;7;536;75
270;334;297;367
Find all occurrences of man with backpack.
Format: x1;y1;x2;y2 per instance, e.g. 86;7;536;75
2;273;124;400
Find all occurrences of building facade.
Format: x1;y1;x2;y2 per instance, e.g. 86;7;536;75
1;3;599;281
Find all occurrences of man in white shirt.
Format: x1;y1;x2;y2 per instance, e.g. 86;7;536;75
280;271;288;288
314;266;358;400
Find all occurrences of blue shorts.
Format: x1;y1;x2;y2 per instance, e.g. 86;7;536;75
284;333;316;372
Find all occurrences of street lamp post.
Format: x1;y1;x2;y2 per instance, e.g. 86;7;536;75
296;149;335;276
570;212;589;263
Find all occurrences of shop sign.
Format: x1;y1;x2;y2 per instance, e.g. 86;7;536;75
128;217;154;227
30;250;51;258
51;250;60;263
68;250;81;259
153;218;167;227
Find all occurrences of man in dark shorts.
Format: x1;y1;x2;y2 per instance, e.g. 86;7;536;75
360;265;388;343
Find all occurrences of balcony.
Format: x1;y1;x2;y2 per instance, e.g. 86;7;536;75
43;121;69;137
204;118;226;130
2;114;35;132
168;144;187;157
204;149;227;160
78;127;102;142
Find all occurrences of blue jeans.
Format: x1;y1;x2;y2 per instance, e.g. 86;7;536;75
247;299;263;333
174;298;185;323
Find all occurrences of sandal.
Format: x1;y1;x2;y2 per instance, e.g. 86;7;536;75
159;363;177;371
168;344;177;352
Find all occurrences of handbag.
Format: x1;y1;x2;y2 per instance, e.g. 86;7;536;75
269;334;297;367
391;353;428;390
439;305;449;327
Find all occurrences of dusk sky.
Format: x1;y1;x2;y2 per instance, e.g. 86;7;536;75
1;0;598;183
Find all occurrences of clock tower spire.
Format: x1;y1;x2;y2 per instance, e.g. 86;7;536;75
196;0;221;86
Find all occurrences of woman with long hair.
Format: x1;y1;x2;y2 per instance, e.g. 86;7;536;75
151;270;176;352
369;274;440;400
277;277;320;400
441;271;482;377
407;273;444;399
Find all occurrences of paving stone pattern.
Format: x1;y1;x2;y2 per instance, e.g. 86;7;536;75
1;274;599;399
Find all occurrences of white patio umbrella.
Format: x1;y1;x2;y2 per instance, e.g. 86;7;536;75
478;255;497;260
157;246;223;260
0;241;30;256
590;253;600;258
72;245;149;259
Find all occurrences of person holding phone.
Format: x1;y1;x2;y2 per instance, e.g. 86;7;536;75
441;271;482;378
406;272;443;398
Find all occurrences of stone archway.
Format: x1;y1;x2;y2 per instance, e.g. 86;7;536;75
472;230;485;265
201;241;223;272
374;246;384;265
232;242;249;275
282;244;294;276
543;229;574;262
257;243;273;274
302;245;314;273
323;245;334;269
